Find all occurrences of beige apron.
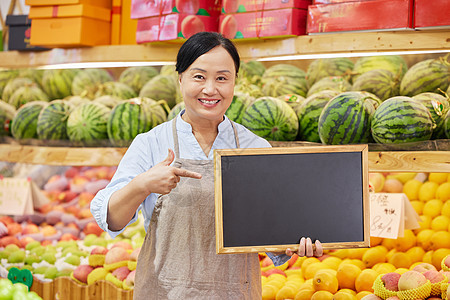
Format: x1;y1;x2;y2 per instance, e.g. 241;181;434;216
134;118;262;299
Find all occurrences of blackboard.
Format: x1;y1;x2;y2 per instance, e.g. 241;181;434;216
214;145;370;254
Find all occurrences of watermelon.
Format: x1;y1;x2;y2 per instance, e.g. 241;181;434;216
107;97;166;146
234;82;265;99
296;90;340;142
444;109;450;139
241;96;298;141
371;96;434;144
8;85;49;109
412;92;450;139
0;101;16;136
139;75;181;108
36;100;73;140
160;65;177;78
167;102;186;120
318;91;379;145
41;69;79;100
93;95;122;109
2;77;36;103
94;81;137;99
118;66;159;93
11;101;48;140
352;55;408;82
306;58;354;88
307;76;352;97
18;69;45;88
400;56;450;97
225;93;254;124
67;102;111;143
65;95;91;107
238;60;265;86
261;64;308;97
0;70;20;96
71;69;114;99
277;94;305;107
352;69;401;101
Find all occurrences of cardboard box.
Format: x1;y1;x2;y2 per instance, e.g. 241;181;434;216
136;13;218;43
222;0;311;14
25;0;112;9
111;0;138;44
219;8;307;40
312;0;373;4
131;0;222;19
415;0;450;29
5;15;48;51
29;4;111;47
307;0;413;34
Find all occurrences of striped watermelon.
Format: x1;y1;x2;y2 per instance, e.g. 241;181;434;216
241;96;298;141
72;69;114;99
412;92;450;139
168;102;186;120
67;102;111;143
352;55;408;82
41;69;80;100
371;96;434;144
159;65;178;81
11;101;48;140
261;64;308;97
307;76;351;97
94;81;137;99
306;58;354;88
318;91;379;145
0;70;19;96
107;97;167;146
352;69;401;101
65;95;91;107
296;90;340;143
118;66;159;93
18;69;45;88
9;85;49;109
400;56;450;97
225;93;253;124
139;75;181;108
0;101;16;136
238;60;265;86
37;100;73;140
2;78;35;103
93;95;122;109
234;82;265;99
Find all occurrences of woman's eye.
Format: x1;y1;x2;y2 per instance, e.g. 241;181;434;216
217;76;227;81
194;74;204;80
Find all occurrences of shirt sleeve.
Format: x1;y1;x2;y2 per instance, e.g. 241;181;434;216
265;252;291;267
90;132;154;239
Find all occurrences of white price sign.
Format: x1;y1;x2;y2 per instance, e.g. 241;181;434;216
0;178;49;215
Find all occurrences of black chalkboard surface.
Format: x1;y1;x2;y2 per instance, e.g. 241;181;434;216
214;145;370;254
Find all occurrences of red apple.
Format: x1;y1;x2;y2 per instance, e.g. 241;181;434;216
22;223;40;235
124;270;135;288
130;247;141;261
78;208;93;220
423;269;445;283
112;266;130;281
60;233;78;241
105;247;130;265
64;167;80;178
19;236;37;248
73;264;94;284
0;216;14;225
398;270;427;291
264;268;286;277
91;246;108;255
83;222;104;236
57;191;78;203
381;272;401;291
6;223;22;236
412;262;437;273
111;241;133;251
0;236;21;248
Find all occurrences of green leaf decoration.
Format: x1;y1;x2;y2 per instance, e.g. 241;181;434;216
196;8;210;16
222;7;225;13
8;267;33;290
178;31;185;39
235;31;244;39
172;6;179;13
237;5;247;13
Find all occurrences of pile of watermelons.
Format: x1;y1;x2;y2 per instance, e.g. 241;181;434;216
0;54;449;146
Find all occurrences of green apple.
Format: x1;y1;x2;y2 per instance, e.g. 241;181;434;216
11;289;27;300
12;283;28;294
26;291;42;300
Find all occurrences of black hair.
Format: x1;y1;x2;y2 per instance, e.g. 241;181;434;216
176;32;240;75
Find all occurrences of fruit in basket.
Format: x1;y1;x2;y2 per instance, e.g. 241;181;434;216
67;102;111;143
381;272;401;291
71;68;114;99
412;92;450;139
371;96;434;144
118;66;158;93
104;247;131;271
0;100;16;136
352;69;401;101
318;91;378;145
412;262;437;273
9;85;49;109
306;58;354;88
352;55;408;82
422;269;445;283
397;270;427;291
11;101;48;139
400;55;450;97
94;81;137;100
72;264;94;284
242;96;298;141
123;270;136;290
41;69;79;100
261;64;308;97
36;99;73;140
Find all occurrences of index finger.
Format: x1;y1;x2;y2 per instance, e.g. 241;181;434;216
173;168;202;179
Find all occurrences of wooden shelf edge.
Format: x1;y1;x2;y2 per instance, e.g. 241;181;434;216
0;144;449;172
1;31;449;68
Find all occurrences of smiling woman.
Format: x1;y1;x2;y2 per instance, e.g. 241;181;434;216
90;32;322;300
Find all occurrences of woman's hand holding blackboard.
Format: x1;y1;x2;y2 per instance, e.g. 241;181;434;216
286;237;323;258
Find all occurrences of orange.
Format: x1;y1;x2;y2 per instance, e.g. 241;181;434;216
429;230;450;250
428;173;449;184
436;182;450;201
362;247;386;268
313;269;338;293
356;291;372;299
388;252;412;269
294;288;315;300
403;179;423;201
275;285;297;300
369;236;382;247
354;269;379;293
423;250;434;265
336;262;362;290
311;290;334;300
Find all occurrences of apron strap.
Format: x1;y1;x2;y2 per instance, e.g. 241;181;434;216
229;120;240;149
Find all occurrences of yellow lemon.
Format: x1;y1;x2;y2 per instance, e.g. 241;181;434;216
419;181;439;201
261;276;268;286
436;182;450;201
336;262;362;290
394;268;409;274
313;269;339;293
292;255;307;268
423;250;434;264
311;290;334;300
441;200;450;218
386;248;397;261
416;214;432;232
333;290;358;300
372;262;396;274
338;288;357;296
410;200;424;215
301;257;321;273
405;246;426;264
393;230;416;252
329;249;350;259
294;288;315;300
388;252;412;269
356;291;372;299
416;229;434;251
432;248;450;270
303;262;330;280
262;284;280;300
369;236;382;247
429;173;449;184
348;259;365;270
430;230;450;250
322;256;343;270
275;285;297;300
431;215;450;231
423;199;444;218
354;269;379;293
347;248;366;260
362;247;387;268
403;179;423;201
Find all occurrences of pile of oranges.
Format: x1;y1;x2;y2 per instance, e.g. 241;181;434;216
260;172;450;300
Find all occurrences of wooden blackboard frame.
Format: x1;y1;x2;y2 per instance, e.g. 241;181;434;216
214;145;370;254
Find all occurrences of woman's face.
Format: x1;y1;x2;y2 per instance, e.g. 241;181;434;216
179;46;236;124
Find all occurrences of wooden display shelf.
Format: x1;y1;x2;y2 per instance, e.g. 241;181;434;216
0;144;448;172
0;31;449;69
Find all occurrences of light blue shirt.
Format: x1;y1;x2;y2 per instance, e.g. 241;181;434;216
90;112;289;266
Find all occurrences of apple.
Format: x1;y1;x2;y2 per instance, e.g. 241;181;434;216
385;297;400;300
105;247;130;265
369;173;385;192
264;268;286;277
72;264;94;284
124;270;136;289
83;222;103;236
22;223;39;235
398;270;428;291
381;272;401;291
412;262;437;273
64;167;80;178
6;222;22;236
423;269;445;283
360;295;383;299
19;236;36;248
443;255;450;269
112;266;130;281
57;191;78;203
78;208;94;220
91;246;108;255
60;233;78;241
383;178;403;193
261;256;273;268
111;241;133;251
41;225;57;237
0;236;21;248
78;192;95;208
130;247;141;261
0;216;14;226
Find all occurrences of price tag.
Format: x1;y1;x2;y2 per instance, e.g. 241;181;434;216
370;193;421;239
0;178;49;215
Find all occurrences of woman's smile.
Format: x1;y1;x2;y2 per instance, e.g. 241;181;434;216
198;98;221;106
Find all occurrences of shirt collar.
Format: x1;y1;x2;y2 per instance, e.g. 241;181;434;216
176;110;231;134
